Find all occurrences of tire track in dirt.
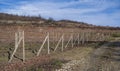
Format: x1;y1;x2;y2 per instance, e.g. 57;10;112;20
55;47;94;71
87;41;120;71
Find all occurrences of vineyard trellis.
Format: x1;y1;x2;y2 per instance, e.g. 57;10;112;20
37;33;50;56
8;29;111;62
9;30;25;62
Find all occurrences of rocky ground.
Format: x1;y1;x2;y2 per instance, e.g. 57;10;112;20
55;41;120;71
52;46;94;71
87;41;120;71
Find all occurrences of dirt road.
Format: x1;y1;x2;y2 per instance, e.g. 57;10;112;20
87;41;120;71
54;41;120;71
52;46;94;71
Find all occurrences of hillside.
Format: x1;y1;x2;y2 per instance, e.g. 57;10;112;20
0;13;120;71
0;13;120;30
0;13;120;44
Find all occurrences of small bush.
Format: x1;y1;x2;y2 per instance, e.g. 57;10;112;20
51;59;63;68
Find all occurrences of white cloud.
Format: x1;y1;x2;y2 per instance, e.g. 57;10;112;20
3;1;107;15
1;0;120;27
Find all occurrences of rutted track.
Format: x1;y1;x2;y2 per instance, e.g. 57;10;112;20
56;41;120;71
88;41;120;71
54;47;94;71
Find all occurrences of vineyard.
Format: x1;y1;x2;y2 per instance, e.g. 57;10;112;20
0;25;120;71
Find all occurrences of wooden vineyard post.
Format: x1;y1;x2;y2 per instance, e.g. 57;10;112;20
79;33;82;44
94;32;96;42
77;33;80;46
90;32;94;42
53;30;55;48
61;34;64;52
78;33;80;45
95;33;98;42
108;33;111;40
86;32;89;43
64;34;73;48
73;33;79;46
101;33;105;41
54;34;64;52
22;31;25;62
96;33;98;42
100;33;103;41
47;33;50;54
98;33;100;41
89;32;92;42
9;30;25;62
9;32;18;62
71;33;74;48
82;32;85;44
37;33;50;56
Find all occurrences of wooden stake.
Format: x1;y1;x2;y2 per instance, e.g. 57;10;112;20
78;33;80;45
9;31;23;62
82;32;85;44
65;34;72;48
54;34;64;52
61;34;64;52
22;31;25;62
71;33;74;48
47;33;50;54
37;34;49;56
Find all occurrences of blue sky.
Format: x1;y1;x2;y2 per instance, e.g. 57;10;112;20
0;0;120;27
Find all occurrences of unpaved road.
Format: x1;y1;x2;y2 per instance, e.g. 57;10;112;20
54;41;120;71
87;41;120;71
51;47;94;71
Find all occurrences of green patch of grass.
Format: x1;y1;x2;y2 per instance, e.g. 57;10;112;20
111;33;120;37
51;59;63;68
0;56;8;62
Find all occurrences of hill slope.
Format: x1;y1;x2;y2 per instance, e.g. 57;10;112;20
0;13;120;30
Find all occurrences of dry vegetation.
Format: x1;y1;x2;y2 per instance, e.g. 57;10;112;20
0;13;120;71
